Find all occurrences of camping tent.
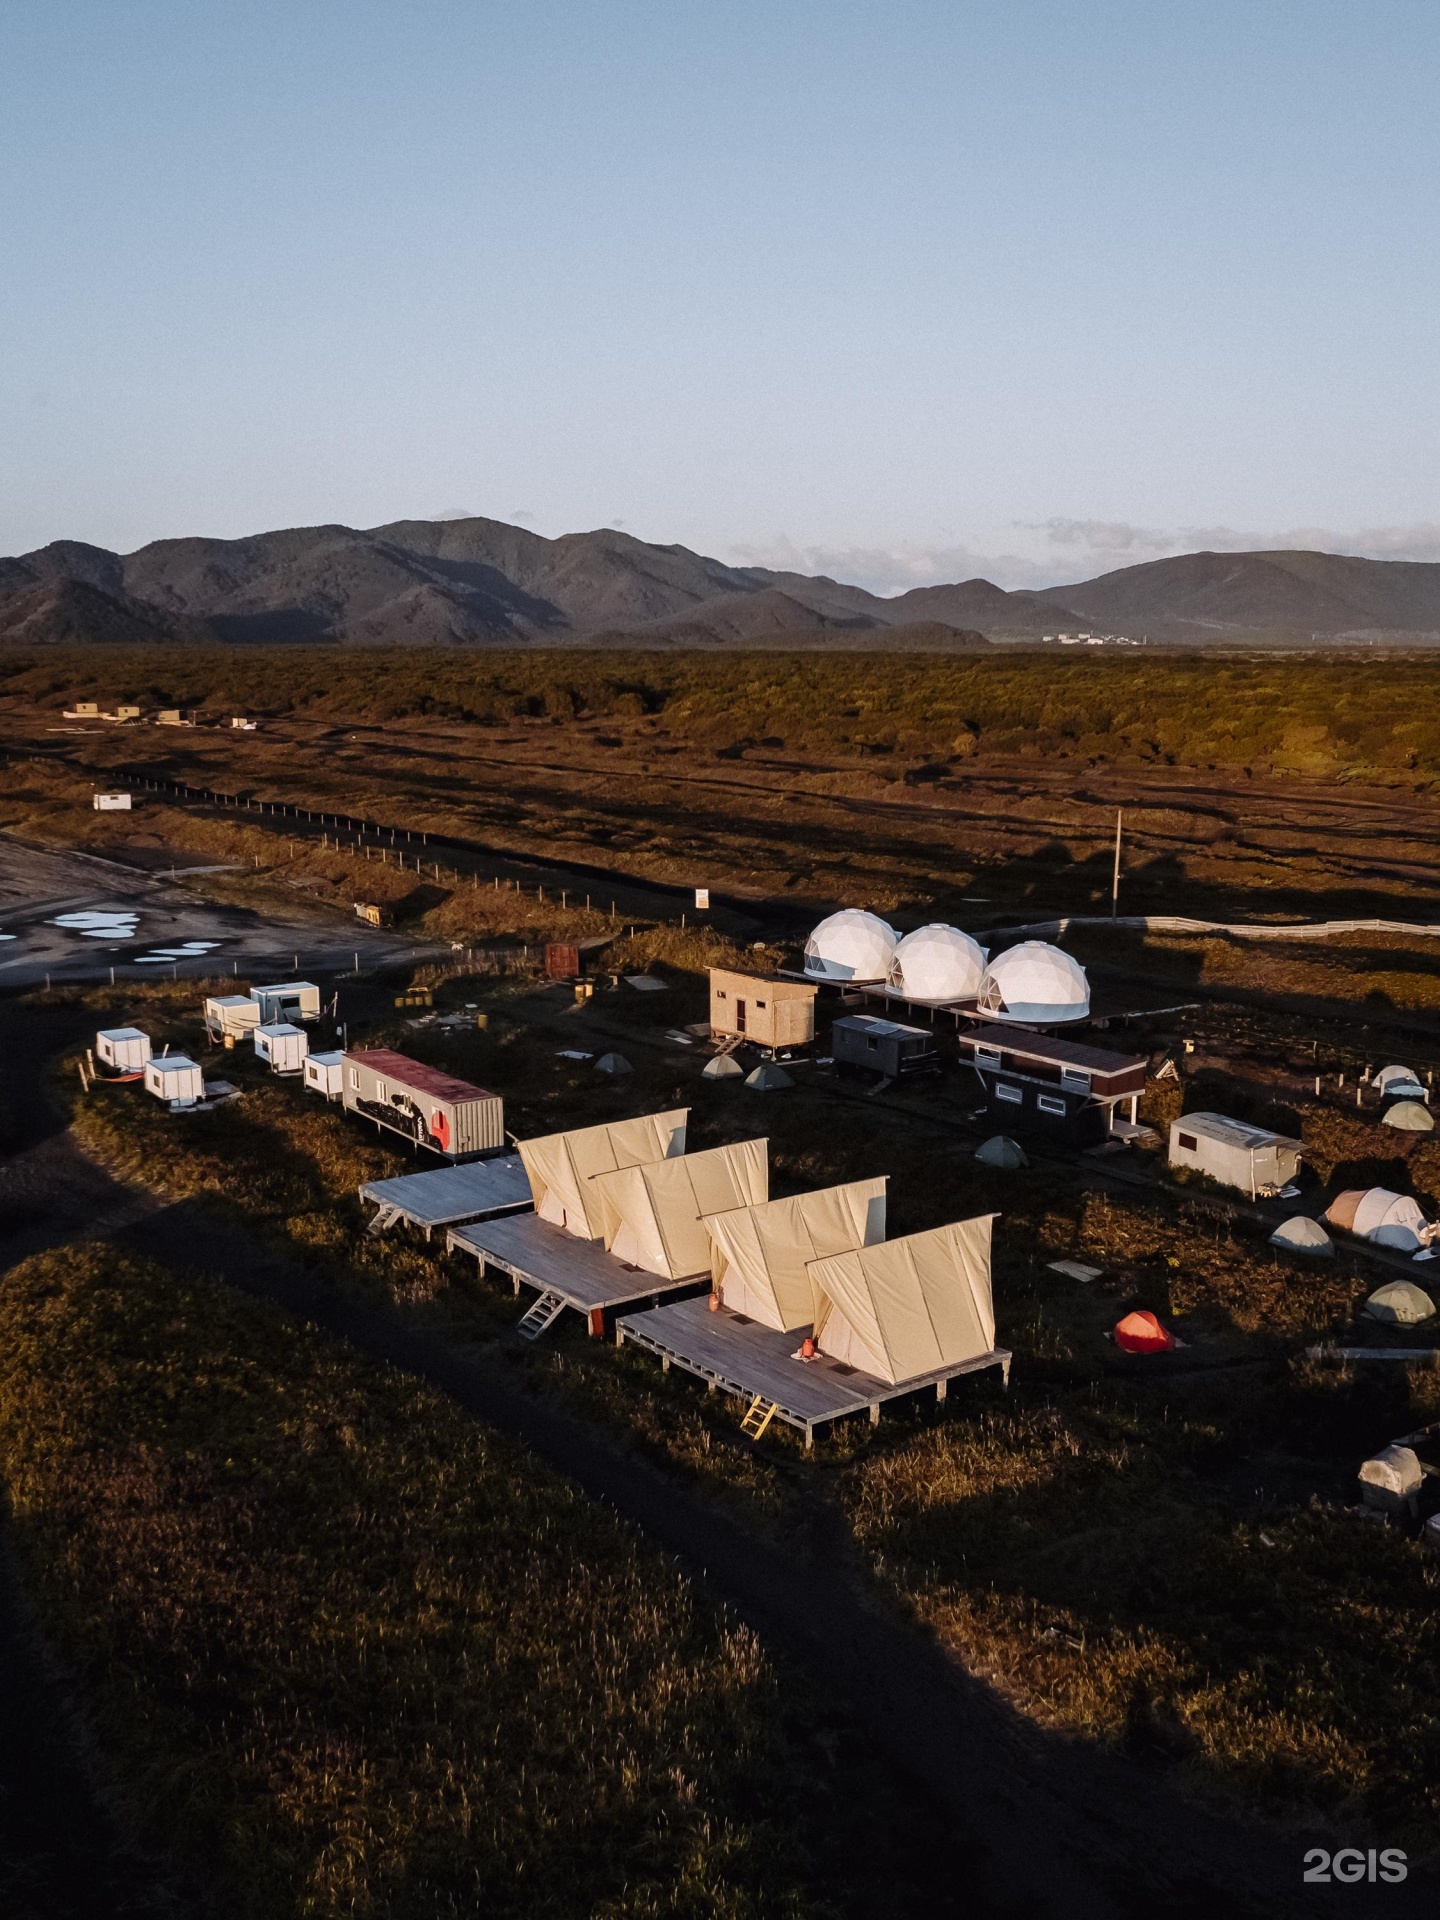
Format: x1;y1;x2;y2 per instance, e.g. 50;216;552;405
745;1062;793;1090
1383;1100;1434;1133
806;1216;996;1384
1269;1215;1334;1256
803;910;897;984
1363;1280;1436;1325
517;1110;688;1240
1376;1064;1425;1097
887;925;987;1003
590;1138;768;1280
975;1135;1028;1169
1114;1310;1177;1353
977;942;1090;1024
1325;1187;1435;1251
594;1052;632;1076
703;1053;744;1080
704;1177;887;1330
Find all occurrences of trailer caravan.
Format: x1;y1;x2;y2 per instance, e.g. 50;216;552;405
254;1022;309;1075
204;995;262;1041
250;981;322;1024
831;1013;940;1079
303;1051;344;1098
342;1048;504;1158
95;1027;151;1075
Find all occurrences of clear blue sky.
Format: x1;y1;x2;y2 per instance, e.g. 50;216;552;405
2;0;1437;589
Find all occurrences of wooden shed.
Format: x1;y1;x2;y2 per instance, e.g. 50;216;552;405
342;1048;504;1159
709;970;816;1052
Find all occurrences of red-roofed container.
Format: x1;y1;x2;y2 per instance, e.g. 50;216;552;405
341;1048;504;1159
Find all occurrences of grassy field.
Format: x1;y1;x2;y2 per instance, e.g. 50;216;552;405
0;1240;961;1920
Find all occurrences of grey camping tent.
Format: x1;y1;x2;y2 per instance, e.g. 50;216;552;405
1363;1281;1436;1326
1269;1215;1334;1256
975;1135;1027;1170
1383;1100;1434;1133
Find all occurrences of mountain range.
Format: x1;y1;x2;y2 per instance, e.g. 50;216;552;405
3;516;1440;649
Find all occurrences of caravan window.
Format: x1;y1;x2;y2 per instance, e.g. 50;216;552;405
348;1067;359;1090
375;1080;386;1101
975;1044;1003;1069
1037;1093;1066;1116
1060;1067;1091;1094
866;1035;879;1050
996;1083;1022;1104
1178;1131;1197;1152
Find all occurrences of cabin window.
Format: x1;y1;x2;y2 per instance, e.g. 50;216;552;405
975;1044;1002;1069
1060;1067;1091;1094
348;1068;359;1089
866;1035;879;1050
996;1082;1022;1103
755;999;767;1009
1178;1131;1197;1152
715;989;726;999
1037;1094;1066;1116
375;1080;387;1101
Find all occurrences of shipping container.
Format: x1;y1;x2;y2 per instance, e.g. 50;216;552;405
341;1048;504;1158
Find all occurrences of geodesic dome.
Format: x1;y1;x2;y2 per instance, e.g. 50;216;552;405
888;924;987;1003
803;910;897;984
977;942;1090;1024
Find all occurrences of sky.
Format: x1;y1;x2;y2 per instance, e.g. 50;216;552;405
2;0;1438;591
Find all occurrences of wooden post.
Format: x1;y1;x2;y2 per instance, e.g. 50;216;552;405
587;1307;605;1339
1111;809;1123;917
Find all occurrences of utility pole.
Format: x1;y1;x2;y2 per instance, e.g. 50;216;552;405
1111;809;1123;918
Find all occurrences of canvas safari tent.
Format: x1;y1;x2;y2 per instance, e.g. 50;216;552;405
704;1177;888;1329
517;1109;689;1240
590;1138;768;1280
806;1216;997;1384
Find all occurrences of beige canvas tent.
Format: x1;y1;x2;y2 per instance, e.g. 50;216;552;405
590;1138;768;1280
517;1110;688;1240
807;1216;997;1385
704;1177;888;1330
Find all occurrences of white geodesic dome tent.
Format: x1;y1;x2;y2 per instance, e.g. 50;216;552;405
887;925;987;1003
803;910;897;984
977;942;1090;1024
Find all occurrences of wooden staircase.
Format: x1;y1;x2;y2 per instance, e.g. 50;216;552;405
740;1394;779;1440
517;1290;567;1340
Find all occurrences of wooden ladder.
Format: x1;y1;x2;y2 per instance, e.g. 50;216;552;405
740;1394;779;1440
517;1290;567;1340
365;1204;401;1237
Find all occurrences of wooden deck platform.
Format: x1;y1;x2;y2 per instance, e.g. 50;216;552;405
360;1156;531;1236
447;1212;705;1332
616;1295;1011;1447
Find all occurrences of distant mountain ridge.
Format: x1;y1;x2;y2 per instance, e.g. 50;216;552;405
2;516;1438;648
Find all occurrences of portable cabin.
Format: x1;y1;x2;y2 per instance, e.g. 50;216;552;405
956;1023;1148;1146
517;1111;689;1239
143;1054;204;1108
204;995;262;1041
104;706;141;722
303;1050;344;1098
342;1048;504;1158
353;901;393;928
589;1138;768;1280
1167;1112;1302;1196
704;1177;887;1328
709;970;816;1051
95;1026;151;1074
92;792;133;811
63;701;99;718
155;708;196;726
831;1013;940;1079
254;1022;309;1075
249;981;321;1024
230;716;258;730
545;942;581;980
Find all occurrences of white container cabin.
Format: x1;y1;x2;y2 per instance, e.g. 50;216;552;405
204;995;262;1040
95;1027;151;1074
303;1050;344;1098
250;981;321;1024
143;1054;205;1108
1168;1112;1302;1197
254;1022;309;1074
92;792;132;811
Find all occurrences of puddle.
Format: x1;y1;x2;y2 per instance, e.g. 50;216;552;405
135;941;222;965
51;910;142;940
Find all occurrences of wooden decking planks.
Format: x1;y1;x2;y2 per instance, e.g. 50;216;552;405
616;1295;1011;1443
447;1211;704;1312
359;1156;532;1232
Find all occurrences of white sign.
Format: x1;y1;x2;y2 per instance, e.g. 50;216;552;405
694;888;710;910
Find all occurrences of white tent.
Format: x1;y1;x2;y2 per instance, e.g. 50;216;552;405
977;942;1090;1024
517;1110;688;1240
803;910;897;984
1326;1187;1435;1251
888;925;987;1003
1269;1215;1334;1255
1364;1280;1435;1325
1375;1064;1425;1097
1383;1100;1434;1133
807;1216;997;1384
590;1138;768;1280
704;1177;887;1330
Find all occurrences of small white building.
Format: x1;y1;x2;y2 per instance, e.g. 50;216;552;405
92;792;133;812
1168;1112;1302;1197
143;1054;205;1108
95;1026;151;1073
254;1022;309;1074
250;981;321;1024
230;716;258;731
205;995;262;1040
303;1050;344;1098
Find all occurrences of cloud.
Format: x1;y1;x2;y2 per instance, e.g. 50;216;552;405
432;507;478;521
1025;517;1440;572
731;536;1057;596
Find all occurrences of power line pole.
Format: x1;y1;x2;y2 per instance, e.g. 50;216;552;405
1111;809;1123;918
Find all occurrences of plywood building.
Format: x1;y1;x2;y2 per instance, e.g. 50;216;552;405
709;970;816;1051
